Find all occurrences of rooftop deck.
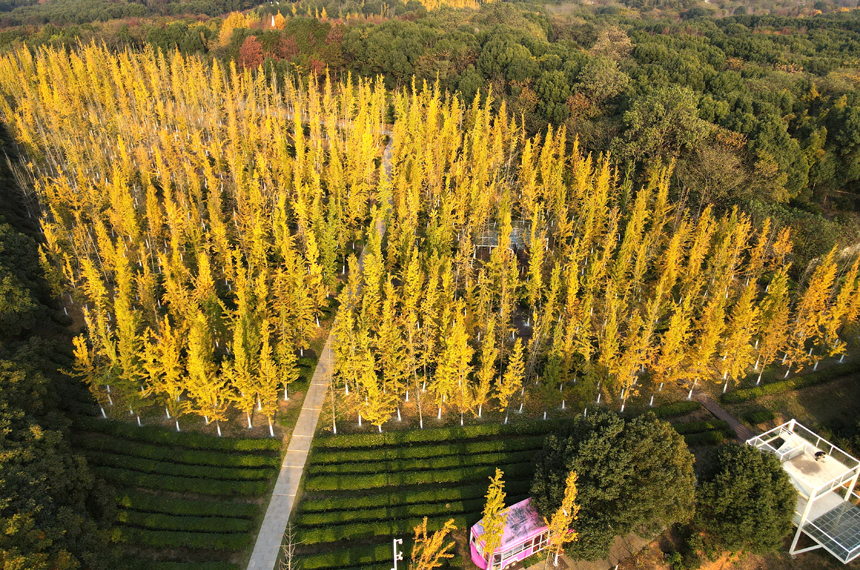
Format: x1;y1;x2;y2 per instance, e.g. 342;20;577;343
747;419;860;564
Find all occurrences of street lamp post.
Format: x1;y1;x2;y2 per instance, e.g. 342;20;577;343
391;537;403;570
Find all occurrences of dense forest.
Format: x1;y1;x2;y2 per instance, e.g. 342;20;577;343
0;0;859;567
0;130;116;568
3;1;860;271
1;43;859;435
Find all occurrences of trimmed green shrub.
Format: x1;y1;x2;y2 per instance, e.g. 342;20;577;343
72;434;280;468
116;491;257;518
313;420;566;450
296;497;482;527
95;466;270;496
746;410;776;424
649;401;702;418
683;430;727;446
672;420;730;435
307;450;536;476
115;527;251;550
74;415;280;452
130;561;238;570
85;450;275;481
299;542;463;570
117;509;252;533
299;479;532;513
296;513;473;544
304;462;533;492
309;436;543;465
300;543;392;570
721;361;860;404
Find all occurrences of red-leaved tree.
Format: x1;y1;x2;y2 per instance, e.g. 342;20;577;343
238;36;264;70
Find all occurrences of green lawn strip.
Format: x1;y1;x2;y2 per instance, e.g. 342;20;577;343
304;462;533;492
648;401;702;418
117;509;253;533
299;541;462;570
299;479;533;512
308;436;544;465
95;466;269;496
671;420;730;435
71;434;280;468
296;493;529;528
296;513;474;544
721;360;860;404
745;410;776;424
116;490;257;518
73;415;280;453
683;429;731;446
115;527;252;550
312;420;566;449
129;561;238;570
85;450;275;481
307;449;537;476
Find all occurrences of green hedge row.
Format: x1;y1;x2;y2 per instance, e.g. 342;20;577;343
295;497;489;527
86;450;275;481
648;401;702;418
73;434;280;468
114;527;251;551
683;430;729;446
116;490;257;518
73;415;280;453
721;360;860;403
309;436;543;465
307;449;536;476
299;540;463;570
299;543;393;570
672;420;730;435
130;561;238;570
304;462;533;492
296;513;473;544
299;479;532;513
95;466;269;496
746;410;776;424
313;420;566;449
118;509;252;533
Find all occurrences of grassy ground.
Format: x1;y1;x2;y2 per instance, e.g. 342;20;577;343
63;297;340;570
71;416;280;570
724;371;860;454
619;533;860;570
292;425;553;570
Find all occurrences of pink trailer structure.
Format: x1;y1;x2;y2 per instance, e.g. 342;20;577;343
469;498;550;570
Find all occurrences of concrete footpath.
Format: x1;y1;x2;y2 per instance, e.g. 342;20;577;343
246;132;393;570
245;336;333;570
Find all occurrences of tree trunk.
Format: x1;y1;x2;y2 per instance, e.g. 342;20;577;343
247;412;252;429
268;417;274;437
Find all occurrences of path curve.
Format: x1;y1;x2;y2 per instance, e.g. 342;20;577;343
246;132;393;570
691;391;755;442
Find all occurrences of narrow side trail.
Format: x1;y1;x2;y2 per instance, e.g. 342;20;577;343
246;133;393;570
691;391;755;442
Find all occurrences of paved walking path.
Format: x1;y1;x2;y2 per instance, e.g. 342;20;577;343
691;391;755;442
246;132;392;570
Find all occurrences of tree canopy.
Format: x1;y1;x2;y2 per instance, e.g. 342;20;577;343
530;410;696;560
695;443;797;554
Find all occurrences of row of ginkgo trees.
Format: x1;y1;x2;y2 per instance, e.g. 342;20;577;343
0;45;387;434
329;83;860;433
